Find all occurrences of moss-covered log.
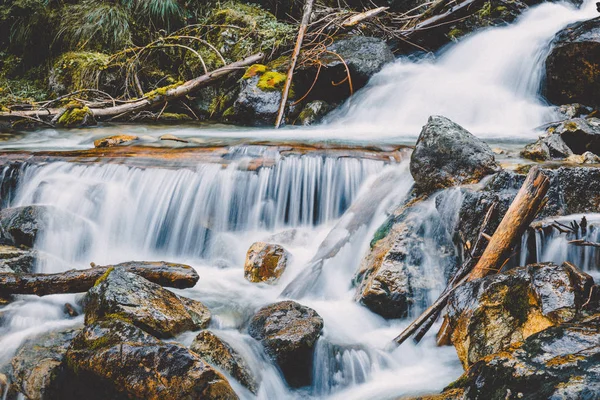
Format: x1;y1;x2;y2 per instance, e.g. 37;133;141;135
0;261;199;296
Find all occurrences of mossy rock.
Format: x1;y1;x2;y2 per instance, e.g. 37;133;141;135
57;106;94;128
49;52;110;95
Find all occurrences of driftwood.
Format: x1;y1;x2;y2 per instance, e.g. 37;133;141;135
391;167;550;347
275;0;314;128
0;54;263;125
0;261;199;296
342;6;389;27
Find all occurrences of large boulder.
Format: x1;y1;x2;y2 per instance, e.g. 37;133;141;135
65;319;238;400
248;301;323;387
545;17;600;108
244;242;289;284
444;262;594;368
0;205;55;248
354;199;456;319
441;312;600;399
410;116;500;193
11;328;81;400
84;268;210;338
190;330;258;393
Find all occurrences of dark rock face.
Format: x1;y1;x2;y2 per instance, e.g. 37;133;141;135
84;269;210;338
354;199;457;319
11;328;81;400
0;205;54;248
444;262;594;368
248;300;323;387
545;16;600;108
231;75;283;126
410;116;500;193
0;245;38;273
445;312;600;400
65;319;238;400
554;117;600;155
190;330;258;393
244;242;289;284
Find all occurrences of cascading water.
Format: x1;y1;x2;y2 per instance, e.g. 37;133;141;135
1;0;599;397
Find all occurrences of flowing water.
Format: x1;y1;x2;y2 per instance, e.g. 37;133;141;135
1;0;599;398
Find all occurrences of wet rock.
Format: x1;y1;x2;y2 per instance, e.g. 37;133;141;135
190;330;258;393
545;16;600;108
230;67;286;126
444;262;594;368
355;199;457;319
93;135;138;148
565;151;600;164
84;268;210;338
444;313;600;399
248;300;323;387
0;245;37;273
295;100;332;126
410;116;500;193
551;117;600;155
65;319;238;400
0;205;56;248
11;328;81;400
520;139;551;161
558;103;594;119
244;242;289;284
520;131;573;161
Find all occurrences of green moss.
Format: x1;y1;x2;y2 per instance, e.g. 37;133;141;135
222;106;235;118
145;81;184;100
158;112;192;121
86;334;119;350
370;217;395;248
257;71;286;91
448;28;463;40
564;121;578;131
478;2;492;18
57;106;91;127
243;64;267;79
495;5;507;12
94;267;115;287
103;312;134;325
445;372;470;390
51;52;109;94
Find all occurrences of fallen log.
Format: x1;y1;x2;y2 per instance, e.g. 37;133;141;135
0;53;263;125
390;167;550;348
0;261;199;296
275;0;314;128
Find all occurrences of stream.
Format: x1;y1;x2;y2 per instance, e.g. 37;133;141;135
0;0;599;398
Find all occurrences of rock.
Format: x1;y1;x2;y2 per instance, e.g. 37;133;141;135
11;328;81;400
566;151;600;164
159;134;188;143
443;313;600;399
410;116;500;193
558;103;594;119
521;132;573;161
520;139;550;161
93;135;138;148
84;268;210;338
190;330;258;393
295;100;331;126
444;262;594;368
0;205;57;248
551;117;600;155
248;301;323;387
354;199;457;319
244;242;289;284
0;245;37;273
545;16;600;108
65;319;238;400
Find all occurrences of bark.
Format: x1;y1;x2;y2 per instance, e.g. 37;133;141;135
0;261;199;296
275;0;314;128
0;54;264;124
342;7;389;27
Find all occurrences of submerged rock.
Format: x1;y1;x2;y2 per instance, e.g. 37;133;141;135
354;199;456;319
444;262;594;368
84;268;210;338
443;312;600;399
410;116;500;193
248;300;323;387
565;151;600;164
11;328;81;400
65;319;238;400
244;242;289;284
190;330;258;393
545;16;600;108
93;135;138;148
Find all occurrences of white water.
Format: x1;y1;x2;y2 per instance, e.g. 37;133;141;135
1;0;599;397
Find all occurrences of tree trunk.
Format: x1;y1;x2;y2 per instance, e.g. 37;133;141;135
0;261;199;296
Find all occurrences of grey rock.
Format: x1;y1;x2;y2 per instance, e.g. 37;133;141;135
0;245;38;274
296;100;331;126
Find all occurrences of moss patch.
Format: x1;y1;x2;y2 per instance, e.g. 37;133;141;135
145;81;184;100
94;267;115;287
57;106;92;127
51;52;109;94
243;64;267;79
257;71;286;91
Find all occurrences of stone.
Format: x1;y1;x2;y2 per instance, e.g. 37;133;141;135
521;132;573;161
0;245;37;273
248;300;323;387
566;151;600;164
84;268;210;338
410;116;500;193
0;205;55;248
295;100;331;126
354;199;457;319
230;71;286;126
65;319;238;400
190;330;258;393
558;103;594;119
520;139;550;161
93;134;138;148
551;117;600;155
444;262;594;368
545;16;600;108
443;313;600;399
11;328;81;400
244;242;289;284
